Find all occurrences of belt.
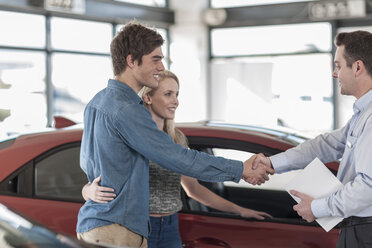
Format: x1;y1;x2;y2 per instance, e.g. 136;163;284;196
339;216;372;228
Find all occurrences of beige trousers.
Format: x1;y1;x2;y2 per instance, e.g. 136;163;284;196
77;223;147;248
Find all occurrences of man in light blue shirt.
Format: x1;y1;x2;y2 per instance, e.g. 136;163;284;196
254;30;372;247
76;20;272;248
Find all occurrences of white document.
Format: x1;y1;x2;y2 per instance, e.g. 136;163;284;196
285;157;344;232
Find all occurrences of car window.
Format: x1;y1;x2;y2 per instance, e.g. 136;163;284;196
183;136;303;219
35;146;86;202
213;148;300;191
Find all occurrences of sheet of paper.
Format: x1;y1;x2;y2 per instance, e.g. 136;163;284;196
285;157;344;232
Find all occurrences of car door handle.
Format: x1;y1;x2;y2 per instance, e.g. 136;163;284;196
183;237;231;248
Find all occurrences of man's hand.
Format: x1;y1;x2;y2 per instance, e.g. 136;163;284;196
82;176;116;203
252;153;275;175
242;155;270;185
291;190;316;222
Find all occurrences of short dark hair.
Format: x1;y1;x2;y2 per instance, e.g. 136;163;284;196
334;30;372;77
110;20;164;76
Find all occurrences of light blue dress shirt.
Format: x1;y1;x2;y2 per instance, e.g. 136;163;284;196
76;79;243;238
271;89;372;219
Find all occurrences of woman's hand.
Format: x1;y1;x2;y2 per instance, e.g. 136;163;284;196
238;207;272;220
82;175;116;203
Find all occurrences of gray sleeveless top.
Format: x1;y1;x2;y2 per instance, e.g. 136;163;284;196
149;161;183;214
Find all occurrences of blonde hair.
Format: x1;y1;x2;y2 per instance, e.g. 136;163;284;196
138;70;188;147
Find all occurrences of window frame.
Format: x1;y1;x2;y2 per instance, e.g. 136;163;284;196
182;135;311;224
33;141;85;203
0;142;85;203
0;5;172;129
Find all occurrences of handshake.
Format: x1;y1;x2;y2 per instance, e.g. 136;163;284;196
242;154;275;185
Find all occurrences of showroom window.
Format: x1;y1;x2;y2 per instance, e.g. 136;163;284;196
35;145;85;201
211;0;315;8
51;17;112;53
0;11;47;136
0;11;45;48
211;23;331;56
51;53;112;121
210;22;333;136
51;17;113;122
0;51;46;136
0;10;169;137
116;0;166;7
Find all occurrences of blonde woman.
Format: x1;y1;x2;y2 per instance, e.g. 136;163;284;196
82;70;271;248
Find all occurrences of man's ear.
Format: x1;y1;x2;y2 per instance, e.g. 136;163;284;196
355;60;364;77
126;54;135;68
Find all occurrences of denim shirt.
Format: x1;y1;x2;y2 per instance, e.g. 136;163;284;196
76;79;243;238
271;89;372;219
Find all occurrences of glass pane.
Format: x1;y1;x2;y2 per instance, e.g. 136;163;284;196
212;0;316;8
0;11;45;48
52;53;112;122
157;28;169;68
51;17;112;53
35;146;86;201
210;53;333;136
337;26;372;33
211;22;332;56
0;50;46;137
115;0;166;7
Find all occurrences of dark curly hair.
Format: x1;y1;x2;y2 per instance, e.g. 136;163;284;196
335;30;372;78
110;20;164;76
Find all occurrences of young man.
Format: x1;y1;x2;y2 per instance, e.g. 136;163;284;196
76;21;273;248
254;30;372;247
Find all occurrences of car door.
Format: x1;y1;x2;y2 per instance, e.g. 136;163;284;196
179;136;339;248
0;142;85;236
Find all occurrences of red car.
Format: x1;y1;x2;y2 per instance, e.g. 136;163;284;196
0;120;339;248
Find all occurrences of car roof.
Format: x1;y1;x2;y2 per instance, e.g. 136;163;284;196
177;121;309;146
0;127;83;181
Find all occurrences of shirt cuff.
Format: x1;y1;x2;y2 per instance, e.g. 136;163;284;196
227;160;244;183
311;198;330;218
270;153;289;174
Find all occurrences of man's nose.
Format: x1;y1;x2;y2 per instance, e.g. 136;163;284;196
158;61;165;71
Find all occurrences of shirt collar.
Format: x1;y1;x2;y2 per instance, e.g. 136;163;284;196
353;88;372;114
107;79;143;105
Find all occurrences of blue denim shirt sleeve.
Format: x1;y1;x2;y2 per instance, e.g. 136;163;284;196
113;103;243;183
